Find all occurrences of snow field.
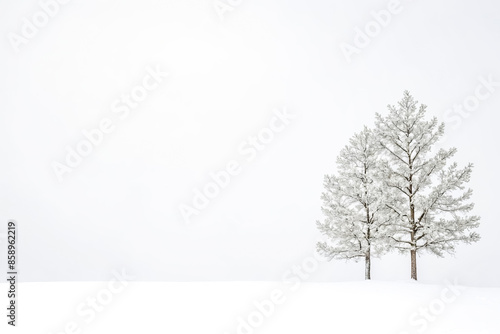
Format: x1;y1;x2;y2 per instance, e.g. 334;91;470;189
1;280;499;334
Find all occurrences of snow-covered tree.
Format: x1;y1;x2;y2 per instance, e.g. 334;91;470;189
316;127;392;279
375;91;480;280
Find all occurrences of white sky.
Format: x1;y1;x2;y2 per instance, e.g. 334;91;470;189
0;0;499;286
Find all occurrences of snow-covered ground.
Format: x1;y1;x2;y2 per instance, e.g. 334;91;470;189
1;280;499;334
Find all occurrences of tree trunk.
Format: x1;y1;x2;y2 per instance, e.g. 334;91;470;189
409;148;417;281
410;248;417;280
365;204;371;280
365;250;371;280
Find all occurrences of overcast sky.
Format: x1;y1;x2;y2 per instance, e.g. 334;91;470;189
1;0;499;286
